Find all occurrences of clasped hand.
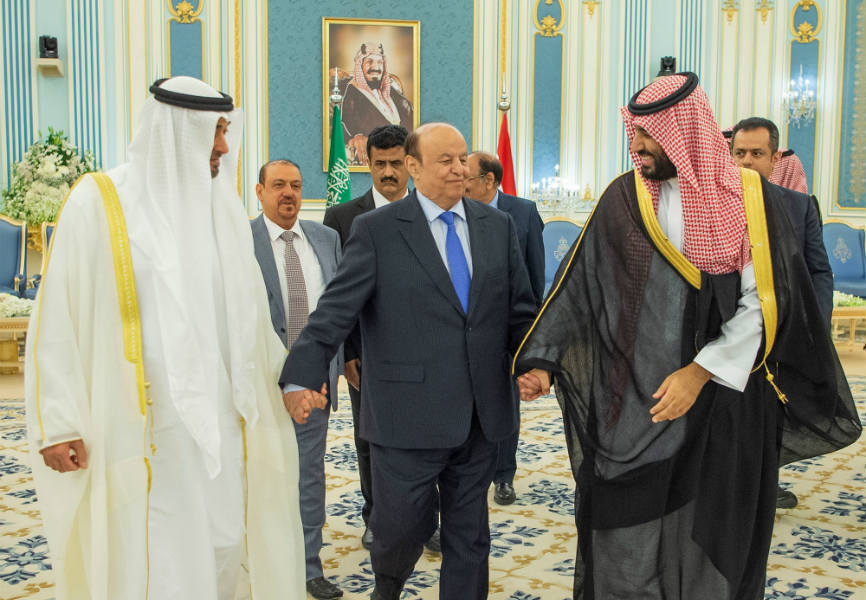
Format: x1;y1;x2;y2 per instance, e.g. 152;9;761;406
517;368;550;401
282;384;328;424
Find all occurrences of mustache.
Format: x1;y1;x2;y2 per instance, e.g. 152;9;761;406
379;176;398;183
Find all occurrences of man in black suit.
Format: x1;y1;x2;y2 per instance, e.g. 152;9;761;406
465;151;545;506
282;122;538;600
730;116;834;510
322;124;410;552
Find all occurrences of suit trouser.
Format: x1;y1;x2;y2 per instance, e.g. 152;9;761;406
349;383;373;525
294;401;332;581
369;414;497;600
494;386;521;484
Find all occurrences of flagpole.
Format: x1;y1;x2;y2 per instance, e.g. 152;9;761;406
326;71;352;206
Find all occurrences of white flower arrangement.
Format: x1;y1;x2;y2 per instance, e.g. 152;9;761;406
833;291;866;307
0;293;34;318
1;128;95;226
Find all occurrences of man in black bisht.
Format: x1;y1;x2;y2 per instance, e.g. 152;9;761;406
514;73;860;600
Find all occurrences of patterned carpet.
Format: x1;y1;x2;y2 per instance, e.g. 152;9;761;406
1;378;863;599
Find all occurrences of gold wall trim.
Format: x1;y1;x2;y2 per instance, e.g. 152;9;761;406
722;0;739;24
790;0;822;43
534;0;565;37
167;0;203;24
756;0;773;25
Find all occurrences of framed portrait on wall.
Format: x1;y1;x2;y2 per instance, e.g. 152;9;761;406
322;17;420;171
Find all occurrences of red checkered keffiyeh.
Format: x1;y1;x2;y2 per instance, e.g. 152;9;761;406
770;150;809;194
621;75;751;275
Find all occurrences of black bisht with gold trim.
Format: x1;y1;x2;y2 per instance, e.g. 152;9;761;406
513;170;860;600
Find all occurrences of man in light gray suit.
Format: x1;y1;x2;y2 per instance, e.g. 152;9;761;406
250;159;344;600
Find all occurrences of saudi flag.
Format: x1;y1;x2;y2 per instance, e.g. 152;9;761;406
326;105;351;207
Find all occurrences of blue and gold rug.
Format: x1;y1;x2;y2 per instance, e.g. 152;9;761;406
1;378;863;599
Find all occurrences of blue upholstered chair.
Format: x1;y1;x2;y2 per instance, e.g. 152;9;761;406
0;215;27;298
542;217;583;297
25;221;58;299
823;221;865;298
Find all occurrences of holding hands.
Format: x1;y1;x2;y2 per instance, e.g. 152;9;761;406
283;384;329;424
517;368;551;401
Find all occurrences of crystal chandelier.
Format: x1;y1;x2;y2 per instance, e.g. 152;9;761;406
782;65;816;128
530;165;597;213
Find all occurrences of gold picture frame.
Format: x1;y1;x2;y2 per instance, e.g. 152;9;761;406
322;17;420;172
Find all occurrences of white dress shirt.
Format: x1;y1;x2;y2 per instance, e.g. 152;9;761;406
371;185;407;209
656;178;763;392
262;214;326;315
416;191;473;276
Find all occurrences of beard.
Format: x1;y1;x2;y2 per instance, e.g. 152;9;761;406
639;151;677;181
365;74;382;90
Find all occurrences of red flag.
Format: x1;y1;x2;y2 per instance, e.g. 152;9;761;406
497;113;516;195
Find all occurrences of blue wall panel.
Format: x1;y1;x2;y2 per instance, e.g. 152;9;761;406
268;1;473;199
532;36;563;182
786;40;819;191
170;20;203;80
837;0;865;209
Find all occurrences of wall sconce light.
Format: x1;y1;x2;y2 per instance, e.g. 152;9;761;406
782;64;816;128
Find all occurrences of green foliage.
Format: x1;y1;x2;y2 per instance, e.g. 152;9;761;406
0;128;96;225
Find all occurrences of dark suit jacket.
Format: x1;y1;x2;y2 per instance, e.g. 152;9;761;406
281;191;538;449
769;182;834;327
497;192;545;304
251;214;343;406
323;189;377;362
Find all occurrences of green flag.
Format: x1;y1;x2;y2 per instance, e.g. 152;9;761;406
326;105;351;207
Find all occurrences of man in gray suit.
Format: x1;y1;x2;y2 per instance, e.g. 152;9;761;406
250;159;344;600
281;123;538;600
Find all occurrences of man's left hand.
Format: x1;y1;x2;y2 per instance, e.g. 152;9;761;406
282;384;328;424
650;362;713;423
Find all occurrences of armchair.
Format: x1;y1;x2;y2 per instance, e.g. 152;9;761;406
0;215;27;298
542;218;583;297
823;221;865;298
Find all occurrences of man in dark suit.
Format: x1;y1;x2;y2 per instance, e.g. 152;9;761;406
730;117;834;510
465;151;545;506
282;123;538;600
322;124;410;552
250;159;344;599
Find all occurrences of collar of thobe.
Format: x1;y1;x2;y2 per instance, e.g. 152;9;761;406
416;191;467;225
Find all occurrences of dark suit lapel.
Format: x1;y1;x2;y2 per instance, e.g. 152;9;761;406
358;189;375;213
465;199;489;316
496;192;514;215
251;215;285;326
396;193;466;316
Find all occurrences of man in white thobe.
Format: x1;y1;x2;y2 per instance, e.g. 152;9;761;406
25;76;309;600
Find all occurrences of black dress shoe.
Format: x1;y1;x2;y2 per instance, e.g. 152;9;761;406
494;482;517;505
306;576;343;599
424;527;441;553
362;525;374;550
777;486;798;509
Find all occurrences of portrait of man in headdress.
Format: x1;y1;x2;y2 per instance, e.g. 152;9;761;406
323;19;419;169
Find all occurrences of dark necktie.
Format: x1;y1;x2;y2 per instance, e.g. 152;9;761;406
279;230;309;346
438;211;471;312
